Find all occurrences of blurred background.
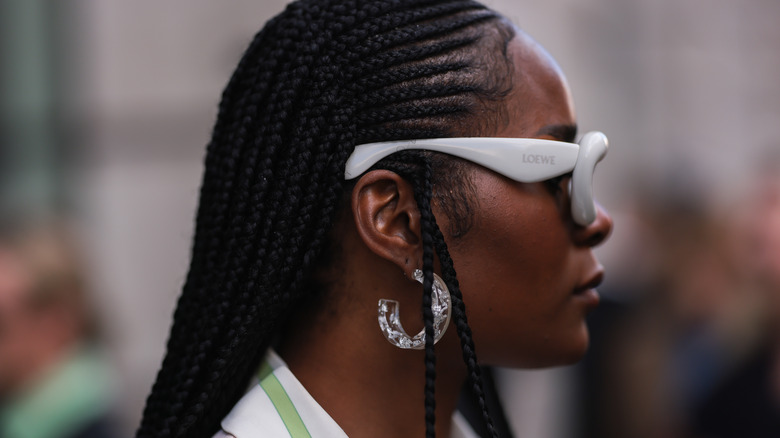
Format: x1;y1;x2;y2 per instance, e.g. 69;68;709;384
1;0;778;437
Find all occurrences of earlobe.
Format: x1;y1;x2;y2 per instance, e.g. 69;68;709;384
351;170;422;275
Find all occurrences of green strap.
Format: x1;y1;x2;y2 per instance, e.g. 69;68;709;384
258;360;274;381
258;363;312;438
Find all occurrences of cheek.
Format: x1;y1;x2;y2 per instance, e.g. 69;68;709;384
441;178;584;366
455;181;570;291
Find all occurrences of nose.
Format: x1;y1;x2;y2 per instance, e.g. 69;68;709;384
573;202;613;247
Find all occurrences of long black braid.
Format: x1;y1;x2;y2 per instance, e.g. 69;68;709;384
386;153;500;438
387;155;441;438
138;1;515;437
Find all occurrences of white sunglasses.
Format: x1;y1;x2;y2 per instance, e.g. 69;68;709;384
344;131;608;225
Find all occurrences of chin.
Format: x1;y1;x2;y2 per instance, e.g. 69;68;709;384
555;327;592;366
557;342;590;366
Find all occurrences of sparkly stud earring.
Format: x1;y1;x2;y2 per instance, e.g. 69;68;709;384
377;269;452;350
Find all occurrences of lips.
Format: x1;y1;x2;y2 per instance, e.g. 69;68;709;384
573;269;604;295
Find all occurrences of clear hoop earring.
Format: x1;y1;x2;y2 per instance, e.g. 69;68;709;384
377;269;452;350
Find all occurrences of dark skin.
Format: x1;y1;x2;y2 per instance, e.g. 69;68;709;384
279;29;613;437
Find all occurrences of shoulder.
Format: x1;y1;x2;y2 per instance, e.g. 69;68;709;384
218;350;348;437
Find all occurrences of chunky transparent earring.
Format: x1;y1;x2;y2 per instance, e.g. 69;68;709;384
377;269;452;350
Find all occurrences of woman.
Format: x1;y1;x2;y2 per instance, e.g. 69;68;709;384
138;0;613;437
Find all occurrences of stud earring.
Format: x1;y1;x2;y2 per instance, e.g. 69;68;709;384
377;269;452;350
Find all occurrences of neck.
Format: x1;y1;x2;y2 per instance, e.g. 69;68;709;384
279;301;467;438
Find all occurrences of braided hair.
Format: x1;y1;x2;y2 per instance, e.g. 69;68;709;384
138;1;516;437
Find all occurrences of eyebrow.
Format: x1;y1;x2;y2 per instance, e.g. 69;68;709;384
535;124;578;143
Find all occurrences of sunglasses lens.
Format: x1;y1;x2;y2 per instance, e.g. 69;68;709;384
571;132;608;226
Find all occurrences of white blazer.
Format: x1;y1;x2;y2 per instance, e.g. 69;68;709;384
214;350;479;438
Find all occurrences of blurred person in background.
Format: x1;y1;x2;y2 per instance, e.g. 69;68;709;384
0;220;118;438
579;163;780;438
689;158;780;437
574;182;717;438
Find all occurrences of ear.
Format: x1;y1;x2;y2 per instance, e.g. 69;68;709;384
351;170;422;276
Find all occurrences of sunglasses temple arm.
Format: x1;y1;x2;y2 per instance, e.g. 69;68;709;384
345;138;578;181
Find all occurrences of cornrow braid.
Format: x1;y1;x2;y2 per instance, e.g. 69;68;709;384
138;1;516;437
